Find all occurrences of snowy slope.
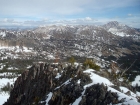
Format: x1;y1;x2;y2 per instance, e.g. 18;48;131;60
73;69;140;105
45;69;140;105
108;28;130;37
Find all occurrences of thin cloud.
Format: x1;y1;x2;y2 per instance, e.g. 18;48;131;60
0;16;140;28
128;14;132;16
85;17;92;21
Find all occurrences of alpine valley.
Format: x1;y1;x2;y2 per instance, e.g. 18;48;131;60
0;21;140;105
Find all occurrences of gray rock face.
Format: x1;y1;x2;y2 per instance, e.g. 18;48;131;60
79;84;119;105
3;63;57;105
3;62;138;105
48;82;84;105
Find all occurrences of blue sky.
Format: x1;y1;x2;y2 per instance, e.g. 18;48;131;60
0;0;140;28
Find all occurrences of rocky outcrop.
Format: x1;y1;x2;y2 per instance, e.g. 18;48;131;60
79;84;119;105
4;63;60;105
3;63;81;105
3;62;140;105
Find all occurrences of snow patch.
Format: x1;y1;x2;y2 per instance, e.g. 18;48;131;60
77;79;81;84
43;35;51;39
0;32;6;37
83;69;113;86
120;86;136;97
55;73;61;79
45;92;53;105
108;87;139;105
0;78;17;104
108;28;130;37
47;55;55;59
0;94;9;105
132;75;140;86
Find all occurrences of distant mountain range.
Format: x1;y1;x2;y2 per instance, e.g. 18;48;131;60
0;21;140;79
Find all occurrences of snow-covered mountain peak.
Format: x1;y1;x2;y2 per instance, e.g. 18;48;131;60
103;21;128;30
106;21;119;27
102;21;140;38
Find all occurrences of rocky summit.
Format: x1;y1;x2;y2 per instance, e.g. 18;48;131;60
3;62;140;105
